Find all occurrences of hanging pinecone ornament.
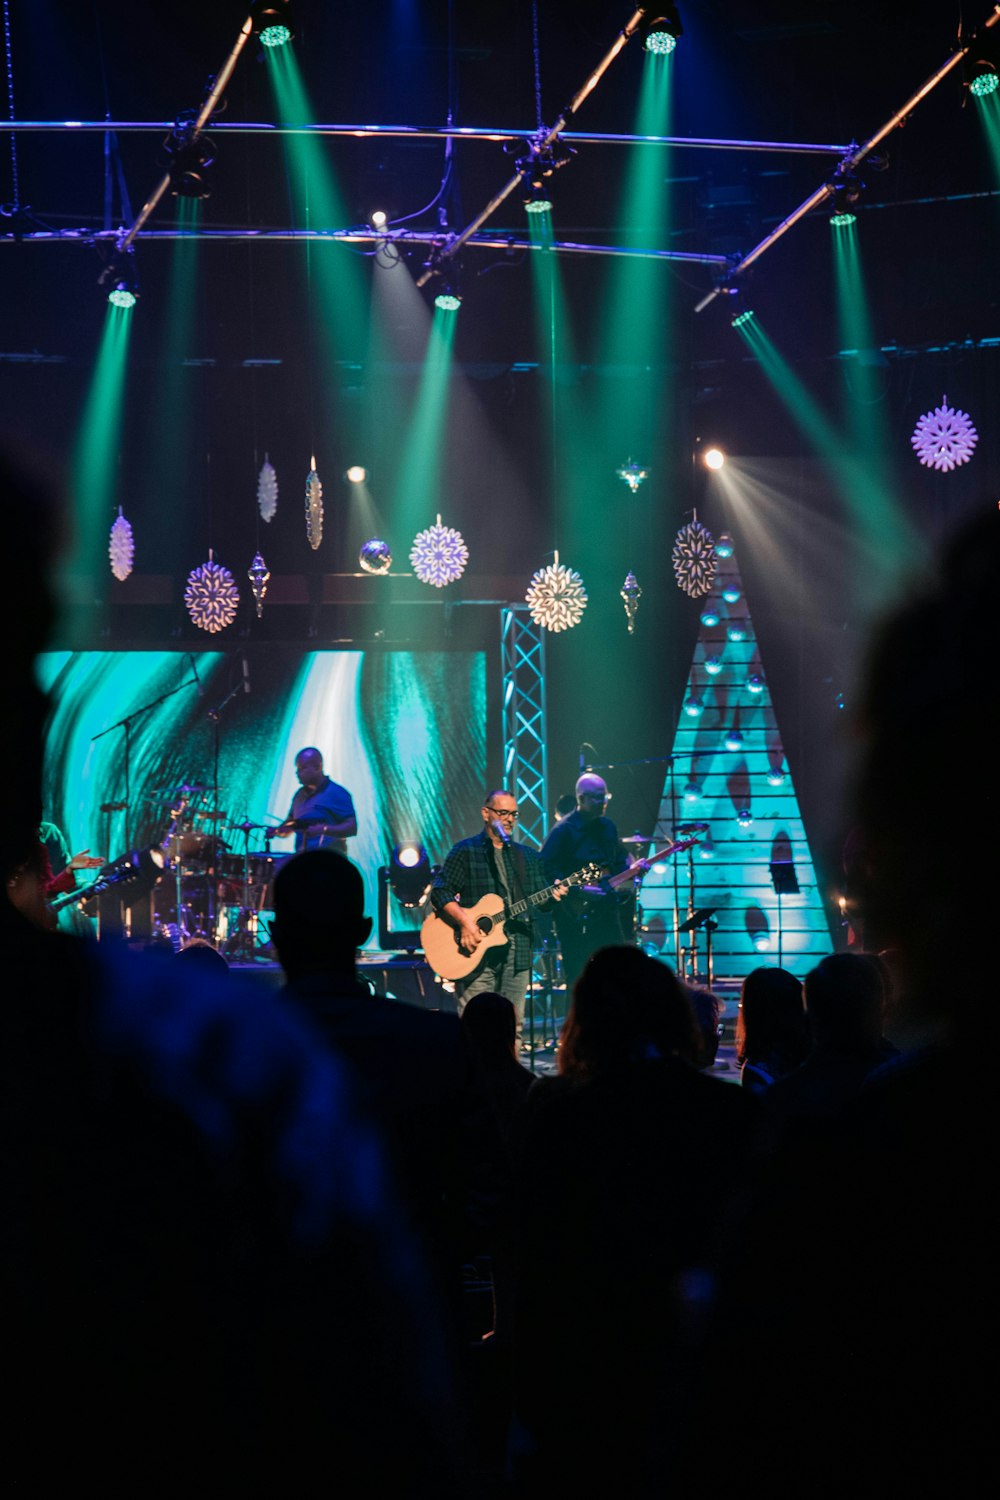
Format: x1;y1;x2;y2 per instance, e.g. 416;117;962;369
185;549;240;633
526;552;588;632
108;507;134;581
672;518;717;597
409;515;469;587
305;456;323;550
247;551;270;618
621;571;642;634
257;456;278;522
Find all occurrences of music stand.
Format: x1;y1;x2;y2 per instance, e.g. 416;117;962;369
769;860;800;969
677;906;719;988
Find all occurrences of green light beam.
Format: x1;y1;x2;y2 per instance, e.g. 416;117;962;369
389;308;457;536
151;198;201;493
59;304;135;627
975;89;1000;190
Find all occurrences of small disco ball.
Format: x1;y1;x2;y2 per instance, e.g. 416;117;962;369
359;538;392;575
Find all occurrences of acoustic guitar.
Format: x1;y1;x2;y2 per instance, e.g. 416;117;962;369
421;862;600;982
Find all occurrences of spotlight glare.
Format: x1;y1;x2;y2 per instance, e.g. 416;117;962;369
643;10;682;54
434;292;461;312
108;284;136;309
703;447;726;470
968;56;999;98
767;767;786;788
722;585;741;604
752;932;771;952
254;1;294;48
715;533;734;558
683;781;702;803
684;695;705;718
727;623;746;643
345;465;367;484
830;211;856;227
700;607;720;628
704;655;723;676
725;729;744;752
736;807;754;829
732;307;755;329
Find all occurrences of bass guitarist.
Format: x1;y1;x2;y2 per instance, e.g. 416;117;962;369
430;789;566;1046
541;772;634;988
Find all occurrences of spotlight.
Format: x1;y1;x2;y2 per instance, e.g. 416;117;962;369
433;283;462;312
617;459;650;493
715;533;734;558
726;623;746;643
642;7;683;55
700;607;720;628
721;585;740;603
736;807;754;829
387;842;432;907
165;134;216;199
829;168;863;225
523;181;553;215
724;729;743;752
684;695;705;718
767;767;786;787
253;0;294;48
965;43;999;98
746;674;765;695
345;465;367;484
370;209;388;229
684;781;702;803
731;307;755;329
100;250;138;309
752;931;771;952
704;655;723;676
703;447;726;470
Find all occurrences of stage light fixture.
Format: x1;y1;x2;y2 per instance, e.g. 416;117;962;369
524;181;554;215
703;447;726;470
434;285;462;312
253;1;294;48
705;655;723;676
370;209;388;229
700;606;720;628
725;729;744;752
731;306;755;329
829;169;863;225
752;930;771;952
722;585;741;604
684;695;705;718
684;781;702;803
642;7;683;55
100;252;138;308
965;41;999;98
166;136;216;199
727;623;746;643
387;842;432;907
746;674;765;695
715;533;734;558
767;767;786;787
736;807;754;829
345;465;367;484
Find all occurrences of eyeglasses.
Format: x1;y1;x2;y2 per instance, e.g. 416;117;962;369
485;806;519;820
580;792;611;804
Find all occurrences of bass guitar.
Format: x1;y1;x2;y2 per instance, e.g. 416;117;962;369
421;862;601;982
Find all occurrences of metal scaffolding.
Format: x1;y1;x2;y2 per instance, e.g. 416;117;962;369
501;606;548;851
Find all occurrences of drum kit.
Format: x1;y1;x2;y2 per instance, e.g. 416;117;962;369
148;781;281;957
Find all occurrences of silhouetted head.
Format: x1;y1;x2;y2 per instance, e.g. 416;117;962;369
685;986;725;1069
736;966;807;1073
804;953;883;1055
461;990;518;1067
176;940;230;977
271;850;372;977
559;945;698;1083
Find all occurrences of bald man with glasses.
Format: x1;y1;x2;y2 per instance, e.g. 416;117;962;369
430;790;563;1045
542;772;632;988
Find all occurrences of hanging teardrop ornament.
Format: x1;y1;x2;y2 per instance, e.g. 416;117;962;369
247;551;270;618
305;456;323;550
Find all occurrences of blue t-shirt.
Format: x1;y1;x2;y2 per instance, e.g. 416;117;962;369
286;777;356;854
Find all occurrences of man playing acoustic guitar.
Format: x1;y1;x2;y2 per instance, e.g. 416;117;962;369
429;790;567;1047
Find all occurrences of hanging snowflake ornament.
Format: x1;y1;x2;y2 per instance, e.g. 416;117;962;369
616;458;650;494
108;506;134;582
257;456;278;522
305;456;323;550
184;549;240;634
621;570;642;634
911;396;978;472
359;538;393;575
672;517;717;598
526;551;588;632
409;514;469;587
247;551;270;618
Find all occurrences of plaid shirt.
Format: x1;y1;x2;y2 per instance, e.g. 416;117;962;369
430;830;552;974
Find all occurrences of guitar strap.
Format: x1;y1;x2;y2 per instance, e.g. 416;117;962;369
506;843;529;908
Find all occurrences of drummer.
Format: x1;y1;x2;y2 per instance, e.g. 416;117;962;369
273;747;357;855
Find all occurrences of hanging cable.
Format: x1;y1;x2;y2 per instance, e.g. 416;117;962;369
531;0;544;131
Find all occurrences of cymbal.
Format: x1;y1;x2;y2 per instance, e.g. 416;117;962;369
622;834;654;845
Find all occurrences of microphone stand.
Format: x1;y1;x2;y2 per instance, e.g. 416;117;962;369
91;672;201;854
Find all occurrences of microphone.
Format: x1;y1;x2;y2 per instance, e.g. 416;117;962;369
189;653;204;697
242;654;251;695
492;819;512;846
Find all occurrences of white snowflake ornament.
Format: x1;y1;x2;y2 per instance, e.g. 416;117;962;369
911;397;978;472
526;552;588;632
109;507;134;581
184;550;240;633
305;456;323;550
672;518;717;597
409;514;469;587
257;456;278;522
